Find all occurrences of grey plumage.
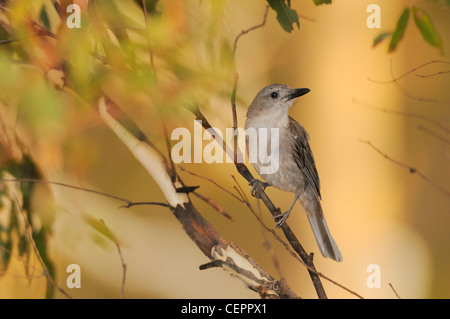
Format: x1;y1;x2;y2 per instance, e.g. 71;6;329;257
245;84;343;262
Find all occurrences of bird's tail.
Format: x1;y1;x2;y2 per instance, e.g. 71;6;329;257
298;194;343;262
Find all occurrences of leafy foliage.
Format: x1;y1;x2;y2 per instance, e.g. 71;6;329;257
388;8;410;53
313;0;332;5
372;31;392;48
0;155;55;298
267;0;299;33
266;0;332;33
412;6;444;55
374;5;446;54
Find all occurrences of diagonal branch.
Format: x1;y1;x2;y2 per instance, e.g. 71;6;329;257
100;219;127;299
0;178;171;208
353;98;450;135
97;96;299;299
360;140;450;197
225;4;330;299
368;60;450;103
368;60;450;84
417;125;450;145
233;5;270;56
11;193;73;299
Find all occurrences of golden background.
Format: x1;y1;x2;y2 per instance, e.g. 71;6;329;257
0;0;449;298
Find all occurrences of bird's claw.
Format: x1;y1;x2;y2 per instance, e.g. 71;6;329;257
249;179;269;197
273;210;290;228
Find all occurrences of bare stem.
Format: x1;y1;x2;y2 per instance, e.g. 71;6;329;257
12;194;73;299
360;140;450;197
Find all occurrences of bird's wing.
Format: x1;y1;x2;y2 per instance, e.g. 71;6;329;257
288;116;321;199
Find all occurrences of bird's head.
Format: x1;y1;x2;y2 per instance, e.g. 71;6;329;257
247;84;310;117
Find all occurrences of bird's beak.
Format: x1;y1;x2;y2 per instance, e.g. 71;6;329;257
286;88;310;101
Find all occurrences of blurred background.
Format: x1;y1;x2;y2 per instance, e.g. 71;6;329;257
0;0;449;298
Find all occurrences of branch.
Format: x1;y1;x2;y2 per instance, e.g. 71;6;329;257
389;283;402;299
179;166;244;203
11;193;73;299
368;60;450;103
232;5;270;56
176;167;232;220
255;200;284;280
416;70;450;78
353;98;450;135
191;191;233;221
97;96;298;299
417;126;450;145
360;140;450;197
224;5;330;299
228;175;363;298
100;219;127;299
368;60;450;84
0;178;170;209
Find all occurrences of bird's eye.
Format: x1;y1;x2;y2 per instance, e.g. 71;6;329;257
271;92;278;99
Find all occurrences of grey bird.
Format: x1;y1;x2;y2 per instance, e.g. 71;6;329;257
245;84;343;262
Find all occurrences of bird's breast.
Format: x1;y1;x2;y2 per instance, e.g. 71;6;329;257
245;116;305;194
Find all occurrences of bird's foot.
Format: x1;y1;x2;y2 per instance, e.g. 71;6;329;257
249;179;269;198
273;194;298;228
273;210;291;228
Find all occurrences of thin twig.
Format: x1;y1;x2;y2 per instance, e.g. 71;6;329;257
353;98;450;134
0;271;45;279
178;166;244;203
12;193;73;299
394;81;450;104
418;125;450;145
0;245;50;280
394;60;450;103
191;191;233;221
0;178;171;208
176;168;231;219
232;4;270;56
119;201;170;208
230;5;269;162
177;166;237;220
255;200;284;280
368;60;450;84
416;69;450;78
360;140;450;197
369;60;450;103
100;219;127;299
231;73;240;163
231;175;250;204
389;283;402;299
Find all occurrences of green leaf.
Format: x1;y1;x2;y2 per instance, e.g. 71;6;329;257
39;5;51;30
267;0;300;33
133;0;160;15
373;31;392;48
313;0;332;5
34;227;55;298
413;6;444;54
0;223;13;274
388;8;410;53
84;217;119;243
